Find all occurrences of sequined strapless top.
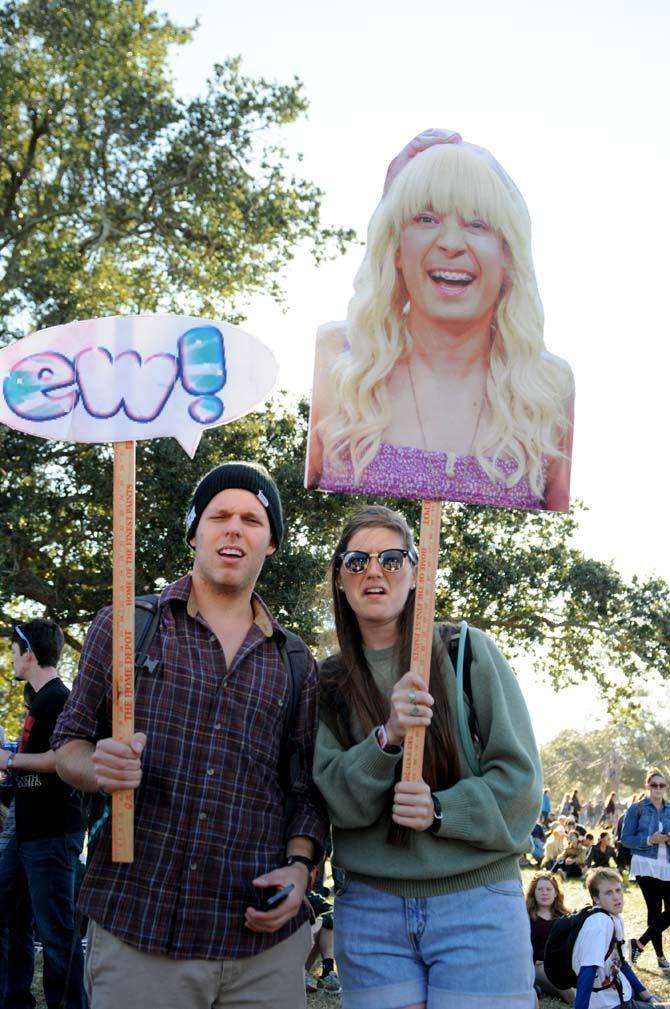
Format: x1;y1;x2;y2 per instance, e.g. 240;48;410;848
319;442;545;510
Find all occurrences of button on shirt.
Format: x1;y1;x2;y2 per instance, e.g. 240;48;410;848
51;575;327;960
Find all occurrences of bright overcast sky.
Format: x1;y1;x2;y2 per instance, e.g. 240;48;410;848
153;0;670;742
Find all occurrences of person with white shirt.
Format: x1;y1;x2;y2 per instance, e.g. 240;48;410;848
573;867;666;1009
621;769;670;970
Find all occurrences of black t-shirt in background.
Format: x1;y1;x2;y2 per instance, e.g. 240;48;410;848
14;677;83;842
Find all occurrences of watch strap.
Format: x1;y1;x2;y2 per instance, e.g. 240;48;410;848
429;793;443;834
375;724;402;754
285;854;317;888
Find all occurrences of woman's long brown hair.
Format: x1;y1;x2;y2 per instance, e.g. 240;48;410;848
525;871;570;920
322;505;461;845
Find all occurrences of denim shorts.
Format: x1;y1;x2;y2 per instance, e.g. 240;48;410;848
334;876;535;1009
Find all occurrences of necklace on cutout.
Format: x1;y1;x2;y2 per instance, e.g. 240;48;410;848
406;358;486;478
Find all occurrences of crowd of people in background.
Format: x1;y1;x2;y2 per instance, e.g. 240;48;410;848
524;775;670;1006
526;786;645;881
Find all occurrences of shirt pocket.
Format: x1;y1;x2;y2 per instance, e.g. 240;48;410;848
245;694;286;768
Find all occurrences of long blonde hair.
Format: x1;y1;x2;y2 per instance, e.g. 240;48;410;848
320;142;574;496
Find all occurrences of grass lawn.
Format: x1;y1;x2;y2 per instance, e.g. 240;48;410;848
30;868;670;1008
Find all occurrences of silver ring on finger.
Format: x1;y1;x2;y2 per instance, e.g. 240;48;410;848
408;691;416;703
411;705;419;717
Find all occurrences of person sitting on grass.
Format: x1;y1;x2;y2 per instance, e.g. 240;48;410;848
526;871;575;1005
530;821;547;866
582;833;595;861
587;833;617;869
573;867;667;1009
554;831;588;879
544;823;567;869
566;815;587;839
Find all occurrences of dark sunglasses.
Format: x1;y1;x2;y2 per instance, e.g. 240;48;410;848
650;782;667;789
339;549;415;574
14;626;32;652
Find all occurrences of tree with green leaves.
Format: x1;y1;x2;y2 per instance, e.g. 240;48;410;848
540;721;670;802
0;0;353;335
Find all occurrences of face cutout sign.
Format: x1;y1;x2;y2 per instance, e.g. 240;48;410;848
306;138;574;512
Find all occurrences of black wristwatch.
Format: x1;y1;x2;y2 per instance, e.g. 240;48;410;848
285;854;317;887
428;793;443;834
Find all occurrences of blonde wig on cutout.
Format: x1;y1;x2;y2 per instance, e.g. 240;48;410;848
319;142;574;496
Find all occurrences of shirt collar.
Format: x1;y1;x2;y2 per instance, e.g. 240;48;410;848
159;573;276;639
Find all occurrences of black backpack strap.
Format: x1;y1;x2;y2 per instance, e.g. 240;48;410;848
318;656;355;748
276;628;311;827
134;594;161;674
277;628;309;744
586;909;625;1004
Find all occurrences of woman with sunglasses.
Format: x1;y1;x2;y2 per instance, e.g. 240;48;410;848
622;768;670;970
313;505;542;1009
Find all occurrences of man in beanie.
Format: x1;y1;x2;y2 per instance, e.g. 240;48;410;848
53;462;328;1009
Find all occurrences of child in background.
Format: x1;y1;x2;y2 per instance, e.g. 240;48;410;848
573;867;666;1008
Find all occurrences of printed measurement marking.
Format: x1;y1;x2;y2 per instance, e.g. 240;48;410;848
402;500;442;782
112;441;136;861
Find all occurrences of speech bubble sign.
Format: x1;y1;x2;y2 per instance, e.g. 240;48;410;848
0;314;278;456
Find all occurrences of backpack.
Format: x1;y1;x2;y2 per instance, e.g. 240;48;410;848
85;594;310;845
320;621;481;776
544;906;625;997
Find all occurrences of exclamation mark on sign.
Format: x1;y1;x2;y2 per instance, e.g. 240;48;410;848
178;326;227;424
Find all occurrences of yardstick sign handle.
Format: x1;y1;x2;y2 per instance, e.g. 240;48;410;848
401;499;442;782
111;441;136;862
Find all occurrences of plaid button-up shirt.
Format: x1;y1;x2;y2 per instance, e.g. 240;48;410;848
52;574;328;959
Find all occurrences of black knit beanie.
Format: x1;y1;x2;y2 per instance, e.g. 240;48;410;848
186;462;283;549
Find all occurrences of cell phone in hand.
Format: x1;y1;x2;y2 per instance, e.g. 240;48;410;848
257;883;295;912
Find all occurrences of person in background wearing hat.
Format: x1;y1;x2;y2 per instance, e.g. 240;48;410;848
53;462;328;1009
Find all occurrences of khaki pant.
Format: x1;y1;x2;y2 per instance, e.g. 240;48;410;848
85;918;312;1009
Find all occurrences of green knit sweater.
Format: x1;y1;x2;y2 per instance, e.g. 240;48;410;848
313;625;542;897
